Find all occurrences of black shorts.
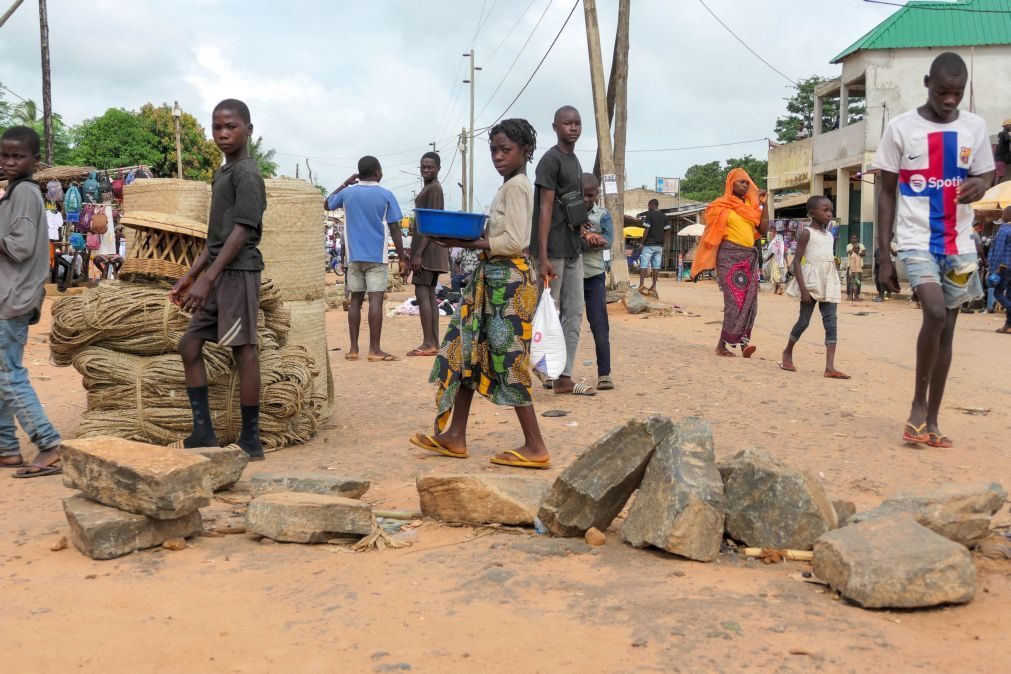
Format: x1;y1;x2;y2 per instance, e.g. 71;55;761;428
413;269;441;287
184;270;260;346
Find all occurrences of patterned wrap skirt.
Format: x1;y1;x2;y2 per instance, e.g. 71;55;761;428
430;255;537;432
717;240;760;347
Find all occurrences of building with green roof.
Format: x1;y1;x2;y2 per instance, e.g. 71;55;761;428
768;0;1011;256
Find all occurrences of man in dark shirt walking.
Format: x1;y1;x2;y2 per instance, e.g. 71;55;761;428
638;199;667;296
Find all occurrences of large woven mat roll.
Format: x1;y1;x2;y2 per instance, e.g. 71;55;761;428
123;179;211;224
285;298;333;422
262;178;326;302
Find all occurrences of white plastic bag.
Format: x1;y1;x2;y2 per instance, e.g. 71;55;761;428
530;289;566;379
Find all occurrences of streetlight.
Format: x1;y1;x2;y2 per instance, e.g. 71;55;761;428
172;101;183;179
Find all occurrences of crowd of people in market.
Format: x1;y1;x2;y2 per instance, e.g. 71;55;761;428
1;52;1008;479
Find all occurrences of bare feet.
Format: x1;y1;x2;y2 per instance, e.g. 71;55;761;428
715;347;736;357
0;453;25;467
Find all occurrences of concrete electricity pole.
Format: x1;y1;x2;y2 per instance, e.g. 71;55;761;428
173;101;183;179
583;0;629;290
459;128;468;211
38;0;53;164
463;50;481;211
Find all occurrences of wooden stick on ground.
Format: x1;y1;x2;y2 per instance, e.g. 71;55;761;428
742;547;814;562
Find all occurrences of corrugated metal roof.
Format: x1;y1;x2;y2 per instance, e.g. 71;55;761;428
832;0;1011;63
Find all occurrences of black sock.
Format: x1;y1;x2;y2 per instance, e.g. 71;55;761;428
184;386;217;448
238;404;263;458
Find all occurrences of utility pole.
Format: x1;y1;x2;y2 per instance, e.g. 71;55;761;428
173;101;183;178
38;0;53;165
458;127;468;211
583;0;629;290
463;50;481;211
429;141;437;154
0;0;25;29
612;0;630;268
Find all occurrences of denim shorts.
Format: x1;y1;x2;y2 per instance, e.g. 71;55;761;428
347;262;389;293
640;245;662;270
897;250;983;309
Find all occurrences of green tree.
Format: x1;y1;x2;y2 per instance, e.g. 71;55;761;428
71;108;160;169
680;155;768;203
139;103;222;181
0;82;11;129
5;98;74;164
249;136;279;178
774;76;866;143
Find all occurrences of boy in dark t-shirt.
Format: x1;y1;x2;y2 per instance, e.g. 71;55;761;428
638;199;667;296
170;98;267;460
530;106;605;396
408;151;447;357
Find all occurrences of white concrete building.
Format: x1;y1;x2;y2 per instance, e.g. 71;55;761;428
767;0;1011;252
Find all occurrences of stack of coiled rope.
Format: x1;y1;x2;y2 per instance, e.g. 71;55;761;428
49;278;322;451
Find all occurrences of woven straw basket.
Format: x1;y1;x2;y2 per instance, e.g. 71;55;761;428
284;298;333;421
123;179;211;224
261;178;326;303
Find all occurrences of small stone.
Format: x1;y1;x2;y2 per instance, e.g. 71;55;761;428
832;499;857;527
162;537;187;551
246;492;373;543
813;516;975;609
673;570;686;577
538;414;674;537
61;437;212;519
50;536;68;551
417;474;549;526
719;448;838;550
584;527;606;547
250;472;370;499
621;417;725;562
184;446;249;491
850;482;1006;547
623;291;648;315
63;494;202;560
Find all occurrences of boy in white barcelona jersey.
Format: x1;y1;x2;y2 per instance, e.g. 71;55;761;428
874;52;993;450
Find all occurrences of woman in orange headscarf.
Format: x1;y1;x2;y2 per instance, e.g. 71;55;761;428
691;168;769;356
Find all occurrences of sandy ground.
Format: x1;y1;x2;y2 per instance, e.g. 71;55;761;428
1;277;1009;673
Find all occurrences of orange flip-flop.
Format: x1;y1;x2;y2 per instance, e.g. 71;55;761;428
409;433;468;459
742;345;757;358
777;361;796;372
927;432;954;449
902;422;929;445
490;450;551;470
824;370;851;379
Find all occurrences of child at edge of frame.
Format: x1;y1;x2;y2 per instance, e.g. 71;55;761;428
169;99;267;461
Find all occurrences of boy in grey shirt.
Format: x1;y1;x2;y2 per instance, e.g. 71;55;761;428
0;126;63;477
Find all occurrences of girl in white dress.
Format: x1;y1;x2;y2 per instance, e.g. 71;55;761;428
779;196;849;378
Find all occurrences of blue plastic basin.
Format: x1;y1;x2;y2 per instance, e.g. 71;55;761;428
415;208;488;240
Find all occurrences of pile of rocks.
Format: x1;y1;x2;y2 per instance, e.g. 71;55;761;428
413;414;1007;611
60;437;248;560
244;472;374;543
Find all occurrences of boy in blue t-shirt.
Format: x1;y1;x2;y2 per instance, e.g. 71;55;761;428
327;156;408;361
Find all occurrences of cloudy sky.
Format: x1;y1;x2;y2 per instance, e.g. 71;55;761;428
0;0;896;210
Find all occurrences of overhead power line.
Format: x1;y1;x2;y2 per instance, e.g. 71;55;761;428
0;82;29;103
698;0;797;86
571;137;769;155
863;0;1011;12
482;0;541;67
486;0;580;128
476;0;555;120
